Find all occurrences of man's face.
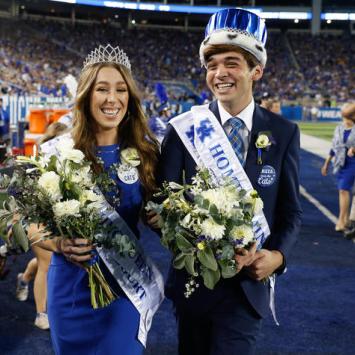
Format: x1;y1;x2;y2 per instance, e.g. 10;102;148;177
205;51;262;107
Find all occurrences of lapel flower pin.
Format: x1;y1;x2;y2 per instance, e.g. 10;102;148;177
255;133;273;165
120;147;140;167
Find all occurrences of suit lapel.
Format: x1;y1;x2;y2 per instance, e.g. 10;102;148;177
209;101;221;124
245;106;272;180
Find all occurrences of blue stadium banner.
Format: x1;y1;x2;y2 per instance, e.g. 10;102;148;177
1;96;69;125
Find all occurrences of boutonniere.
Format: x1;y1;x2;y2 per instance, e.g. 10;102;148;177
255;132;274;165
120;147;140;167
116;148;140;185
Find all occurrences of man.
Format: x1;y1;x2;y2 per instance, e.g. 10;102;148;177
262;97;282;115
155;8;302;354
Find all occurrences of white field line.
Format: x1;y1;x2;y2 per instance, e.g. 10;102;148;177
300;185;337;225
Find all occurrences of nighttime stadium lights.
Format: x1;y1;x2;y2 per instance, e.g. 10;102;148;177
49;0;354;21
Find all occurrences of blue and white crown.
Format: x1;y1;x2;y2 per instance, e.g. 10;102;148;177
200;8;267;67
83;44;131;71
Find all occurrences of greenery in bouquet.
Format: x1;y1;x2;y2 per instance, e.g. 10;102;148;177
147;169;264;298
0;138;135;308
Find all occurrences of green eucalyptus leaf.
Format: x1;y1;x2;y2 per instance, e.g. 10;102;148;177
209;204;219;216
202;199;210;210
201;266;220;290
218;259;238;279
173;253;186;270
176;233;194;252
184;254;197;276
197;246;218;271
219;244;235;260
47;155;58;172
12;221;30;252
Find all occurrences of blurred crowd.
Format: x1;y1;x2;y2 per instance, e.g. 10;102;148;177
0;17;354;108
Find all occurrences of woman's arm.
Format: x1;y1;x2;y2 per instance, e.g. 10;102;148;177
321;155;333;176
27;224;94;263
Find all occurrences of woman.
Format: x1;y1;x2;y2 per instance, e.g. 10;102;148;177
28;44;160;354
321;114;355;231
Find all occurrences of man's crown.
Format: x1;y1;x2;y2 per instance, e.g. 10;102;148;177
82;44;131;71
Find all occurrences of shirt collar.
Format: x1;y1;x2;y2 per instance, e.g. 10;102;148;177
218;99;255;132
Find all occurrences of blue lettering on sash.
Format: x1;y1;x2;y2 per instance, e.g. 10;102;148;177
210;144;224;158
196;119;214;143
185;125;194;145
135;254;153;281
216;157;229;169
112;258;147;300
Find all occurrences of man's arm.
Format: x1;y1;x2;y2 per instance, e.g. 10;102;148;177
247;124;302;280
157;125;185;186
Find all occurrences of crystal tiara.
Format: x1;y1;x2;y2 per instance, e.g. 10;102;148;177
82;44;131;71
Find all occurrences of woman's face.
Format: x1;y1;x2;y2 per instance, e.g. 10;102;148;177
90;66;129;133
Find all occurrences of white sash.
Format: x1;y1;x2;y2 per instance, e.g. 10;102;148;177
41;135;165;346
170;104;270;247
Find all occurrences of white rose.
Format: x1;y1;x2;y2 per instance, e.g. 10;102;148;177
59;147;85;164
80;190;105;209
200;217;225;241
53;199;81;218
38;171;62;201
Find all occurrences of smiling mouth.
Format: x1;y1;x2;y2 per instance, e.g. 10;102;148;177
215;83;234;89
101;108;120;116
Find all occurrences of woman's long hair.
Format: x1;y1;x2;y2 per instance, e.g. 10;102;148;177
72;62;159;199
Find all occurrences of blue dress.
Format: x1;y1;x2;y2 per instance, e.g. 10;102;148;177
47;144;144;355
330;129;355;191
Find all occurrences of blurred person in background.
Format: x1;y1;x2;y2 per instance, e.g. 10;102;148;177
262;97;282;115
321;103;355;232
340;103;355;241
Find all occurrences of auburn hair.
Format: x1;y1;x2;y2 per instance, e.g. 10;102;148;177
72;62;159;200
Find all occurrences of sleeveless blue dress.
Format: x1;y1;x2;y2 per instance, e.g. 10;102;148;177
47;144;144;355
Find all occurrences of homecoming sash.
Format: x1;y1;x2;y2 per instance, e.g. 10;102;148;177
41;135;165;346
170;104;270;247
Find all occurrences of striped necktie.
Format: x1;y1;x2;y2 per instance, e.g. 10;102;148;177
227;117;245;165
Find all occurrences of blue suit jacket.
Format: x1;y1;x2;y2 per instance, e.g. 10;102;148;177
157;101;302;317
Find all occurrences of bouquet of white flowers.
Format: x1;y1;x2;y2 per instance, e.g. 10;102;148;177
0;139;135;308
147;169;264;298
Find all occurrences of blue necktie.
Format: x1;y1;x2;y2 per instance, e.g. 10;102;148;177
227;117;245;165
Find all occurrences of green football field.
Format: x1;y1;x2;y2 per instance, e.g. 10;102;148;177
297;122;337;141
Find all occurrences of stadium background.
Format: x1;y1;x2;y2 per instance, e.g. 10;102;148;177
0;1;354;354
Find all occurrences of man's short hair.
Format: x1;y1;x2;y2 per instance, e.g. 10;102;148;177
204;44;261;70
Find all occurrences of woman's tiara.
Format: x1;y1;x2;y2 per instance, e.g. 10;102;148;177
82;44;131;71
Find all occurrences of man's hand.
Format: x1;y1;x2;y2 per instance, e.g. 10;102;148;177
234;243;257;272
245;249;283;281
